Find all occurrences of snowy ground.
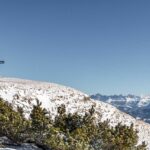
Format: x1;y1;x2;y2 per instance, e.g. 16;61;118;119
0;77;150;149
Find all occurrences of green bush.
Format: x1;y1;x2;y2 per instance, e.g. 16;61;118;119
0;98;29;143
0;98;147;150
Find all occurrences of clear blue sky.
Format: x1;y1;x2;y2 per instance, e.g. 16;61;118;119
0;0;150;95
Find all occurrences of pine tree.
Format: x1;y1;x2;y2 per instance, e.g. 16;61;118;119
0;98;28;143
30;99;51;144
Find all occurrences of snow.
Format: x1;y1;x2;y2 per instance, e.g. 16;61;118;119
138;96;150;107
0;77;150;149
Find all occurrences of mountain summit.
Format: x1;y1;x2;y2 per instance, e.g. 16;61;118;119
0;77;150;149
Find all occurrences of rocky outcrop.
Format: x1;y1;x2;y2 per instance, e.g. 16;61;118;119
0;137;42;150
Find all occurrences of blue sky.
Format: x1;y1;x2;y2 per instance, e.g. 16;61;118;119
0;0;150;95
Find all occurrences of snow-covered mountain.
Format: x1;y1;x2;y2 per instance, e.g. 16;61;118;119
0;77;150;149
91;94;150;123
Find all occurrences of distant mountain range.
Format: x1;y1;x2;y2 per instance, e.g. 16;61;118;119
91;94;150;123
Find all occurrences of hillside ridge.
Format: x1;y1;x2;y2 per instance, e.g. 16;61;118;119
0;77;150;149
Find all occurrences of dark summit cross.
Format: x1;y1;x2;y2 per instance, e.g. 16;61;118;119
0;60;5;64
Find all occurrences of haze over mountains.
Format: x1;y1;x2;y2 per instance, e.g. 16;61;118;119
91;94;150;124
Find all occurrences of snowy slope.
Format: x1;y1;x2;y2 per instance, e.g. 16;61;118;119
0;77;150;149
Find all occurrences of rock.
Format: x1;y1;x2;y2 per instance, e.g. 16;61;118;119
0;137;42;150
